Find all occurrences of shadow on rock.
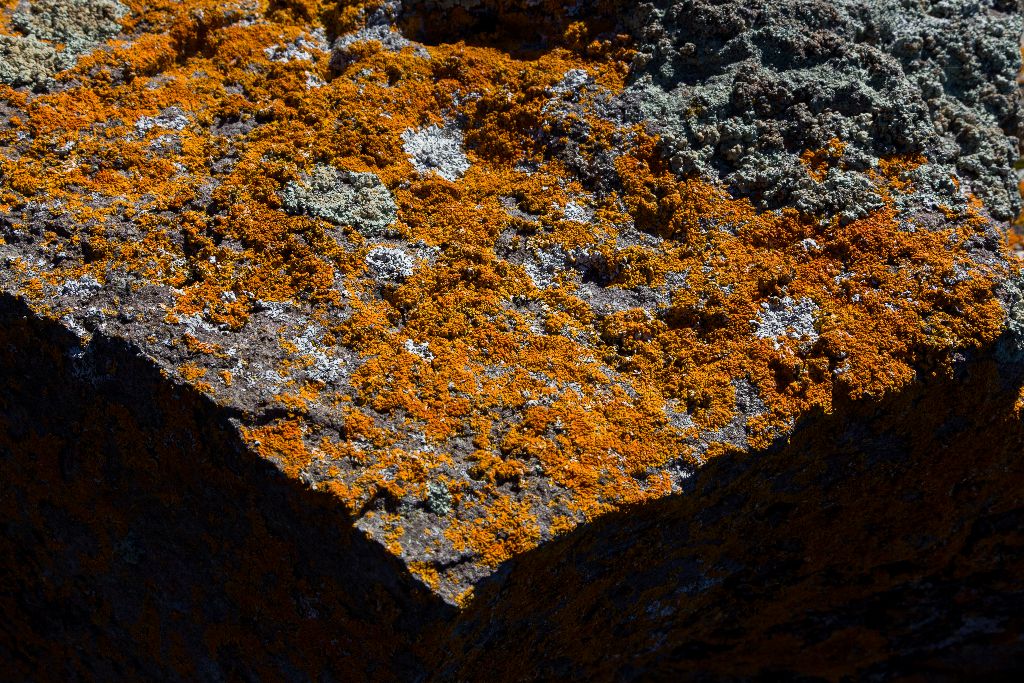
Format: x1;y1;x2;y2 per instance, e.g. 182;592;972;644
0;293;454;681
437;339;1024;681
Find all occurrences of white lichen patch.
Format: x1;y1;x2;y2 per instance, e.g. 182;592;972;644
0;0;129;89
291;325;351;385
401;124;470;181
753;296;820;346
403;339;434;360
366;246;415;281
524;247;569;289
264;30;329;63
135;107;190;135
561;201;594;224
550;68;593;95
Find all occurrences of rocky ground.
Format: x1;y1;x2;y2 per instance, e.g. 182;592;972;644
1;0;1023;679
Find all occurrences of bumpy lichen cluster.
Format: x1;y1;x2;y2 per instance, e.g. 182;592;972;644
0;0;128;89
623;0;1024;222
0;0;1020;602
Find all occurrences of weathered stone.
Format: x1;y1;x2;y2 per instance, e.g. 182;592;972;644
0;0;1022;677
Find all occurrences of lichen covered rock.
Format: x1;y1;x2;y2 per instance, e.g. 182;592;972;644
0;0;1022;674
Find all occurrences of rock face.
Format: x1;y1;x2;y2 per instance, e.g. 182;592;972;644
1;0;1022;678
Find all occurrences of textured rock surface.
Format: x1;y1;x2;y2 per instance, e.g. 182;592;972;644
1;0;1023;676
624;0;1024;222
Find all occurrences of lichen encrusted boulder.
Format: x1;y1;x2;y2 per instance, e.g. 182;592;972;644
0;0;1021;610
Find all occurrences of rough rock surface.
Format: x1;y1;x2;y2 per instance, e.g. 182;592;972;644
1;0;1023;677
623;0;1024;222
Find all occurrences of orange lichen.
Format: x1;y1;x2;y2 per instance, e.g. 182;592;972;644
177;362;208;383
800;138;847;181
446;497;542;568
408;561;442;592
244;418;315;477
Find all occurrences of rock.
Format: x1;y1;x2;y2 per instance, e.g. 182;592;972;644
0;0;1022;677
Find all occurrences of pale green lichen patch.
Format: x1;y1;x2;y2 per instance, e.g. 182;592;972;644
0;34;59;89
281;164;400;237
11;0;128;55
0;0;129;89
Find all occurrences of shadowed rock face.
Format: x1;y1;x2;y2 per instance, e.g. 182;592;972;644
439;340;1024;681
0;293;450;681
1;0;1023;677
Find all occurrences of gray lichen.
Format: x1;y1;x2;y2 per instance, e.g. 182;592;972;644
623;0;1023;221
0;35;60;90
0;0;128;89
280;165;399;237
11;0;127;55
401;124;471;181
998;273;1024;364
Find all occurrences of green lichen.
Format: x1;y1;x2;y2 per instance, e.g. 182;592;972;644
426;481;453;516
0;34;60;89
280;165;400;237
